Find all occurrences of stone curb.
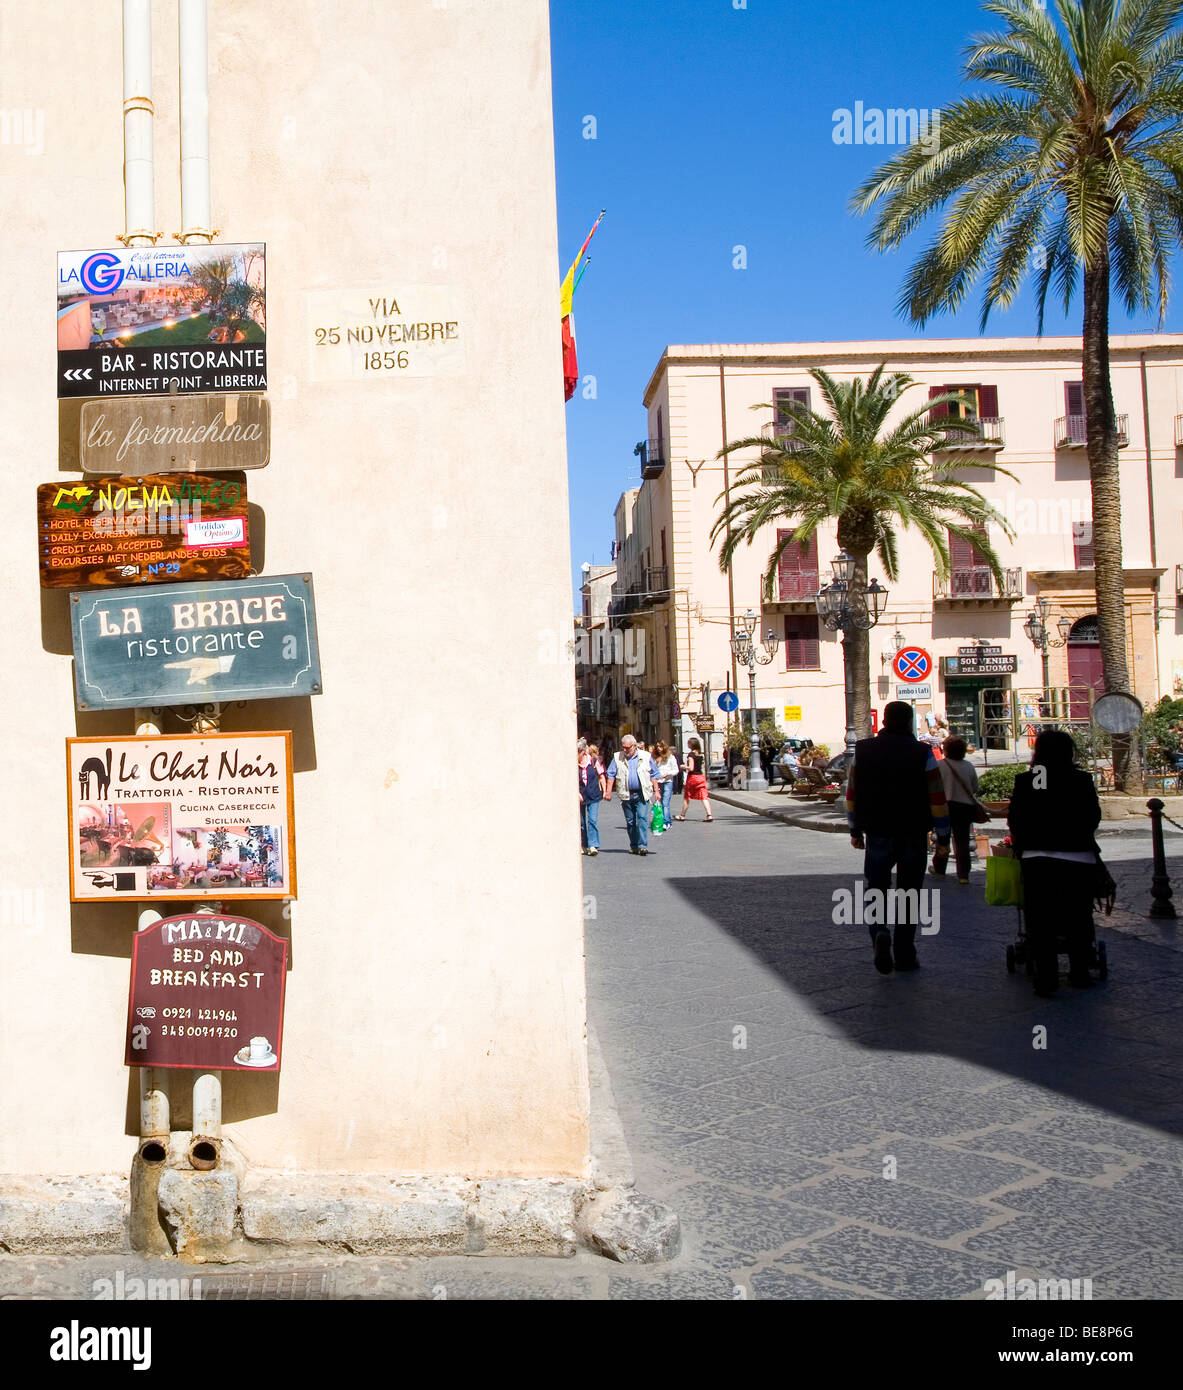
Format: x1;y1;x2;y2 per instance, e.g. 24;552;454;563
710;790;848;834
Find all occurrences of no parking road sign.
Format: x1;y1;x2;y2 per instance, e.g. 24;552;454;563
891;646;933;684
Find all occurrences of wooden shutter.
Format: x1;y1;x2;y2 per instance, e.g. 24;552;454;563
784;614;820;670
1066;382;1084;417
978;384;999;418
1072;520;1094;568
776;533;819;600
928;384;949;419
949;529;975;569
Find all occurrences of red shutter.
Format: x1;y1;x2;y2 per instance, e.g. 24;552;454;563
928;385;949;419
784;615;820;670
1066;382;1084;417
1073;521;1094;568
949;530;974;569
777;533;820;600
978;384;999;418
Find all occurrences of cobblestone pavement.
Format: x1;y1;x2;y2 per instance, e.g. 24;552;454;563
2;802;1180;1300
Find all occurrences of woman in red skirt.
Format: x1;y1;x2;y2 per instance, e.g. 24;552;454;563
675;736;714;822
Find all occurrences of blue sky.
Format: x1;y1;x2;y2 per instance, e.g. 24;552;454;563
550;0;1182;599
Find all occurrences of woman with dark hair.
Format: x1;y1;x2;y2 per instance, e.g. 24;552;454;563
938;735;978;883
1007;729;1102;997
675;737;713;822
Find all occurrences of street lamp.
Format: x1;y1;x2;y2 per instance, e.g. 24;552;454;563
815;552;889;763
730;607;780;791
1023;596;1072;717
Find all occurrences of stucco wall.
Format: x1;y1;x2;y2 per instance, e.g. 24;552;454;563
0;0;589;1176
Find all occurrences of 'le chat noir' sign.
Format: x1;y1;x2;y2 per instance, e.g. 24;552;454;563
68;732;295;903
70;573;322;712
126;912;286;1073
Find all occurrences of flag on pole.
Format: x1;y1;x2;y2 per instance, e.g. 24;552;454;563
561;210;604;402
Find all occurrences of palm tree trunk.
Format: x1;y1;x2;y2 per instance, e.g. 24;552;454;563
1083;248;1140;790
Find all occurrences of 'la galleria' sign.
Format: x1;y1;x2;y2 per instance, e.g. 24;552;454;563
81;394;270;474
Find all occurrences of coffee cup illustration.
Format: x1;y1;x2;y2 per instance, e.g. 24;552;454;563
235;1035;276;1067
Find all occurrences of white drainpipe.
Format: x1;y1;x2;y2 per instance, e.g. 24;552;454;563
178;0;214;243
121;0;157;246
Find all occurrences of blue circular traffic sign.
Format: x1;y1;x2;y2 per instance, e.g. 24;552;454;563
891;647;932;683
717;690;739;712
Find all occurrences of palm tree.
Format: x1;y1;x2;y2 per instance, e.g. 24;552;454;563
711;366;1015;741
852;0;1183;789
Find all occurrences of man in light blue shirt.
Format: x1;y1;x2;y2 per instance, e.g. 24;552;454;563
608;735;659;855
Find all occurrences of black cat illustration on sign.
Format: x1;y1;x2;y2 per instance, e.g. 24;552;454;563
78;748;112;799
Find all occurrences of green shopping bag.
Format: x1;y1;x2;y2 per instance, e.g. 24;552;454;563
651;801;665;833
985;855;1024;907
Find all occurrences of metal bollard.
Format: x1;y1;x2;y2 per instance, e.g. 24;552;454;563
1147;799;1177;920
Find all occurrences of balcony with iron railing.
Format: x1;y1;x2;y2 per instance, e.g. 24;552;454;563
933;567;1024;602
1055;414;1129;449
634;567;670;606
772;570;820;604
934;416;1005;451
634;437;666;480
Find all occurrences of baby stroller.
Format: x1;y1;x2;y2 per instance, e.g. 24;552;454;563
1004;857;1115;980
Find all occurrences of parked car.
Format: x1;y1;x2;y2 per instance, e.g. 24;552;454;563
709;758;729;787
824;750;853;785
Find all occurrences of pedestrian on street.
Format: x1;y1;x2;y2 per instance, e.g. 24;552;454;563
675;736;713;822
938;735;979;883
653;741;679;833
578;738;605;856
846;700;950;974
608;734;657;855
1007;729;1102;998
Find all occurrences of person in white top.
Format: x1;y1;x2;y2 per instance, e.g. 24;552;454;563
652;741;680;834
938;735;980;883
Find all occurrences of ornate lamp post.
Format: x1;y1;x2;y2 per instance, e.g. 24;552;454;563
1022;597;1072;717
730;608;781;792
816;552;888;763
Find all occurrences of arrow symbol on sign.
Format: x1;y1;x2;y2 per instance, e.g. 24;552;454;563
63;367;94;382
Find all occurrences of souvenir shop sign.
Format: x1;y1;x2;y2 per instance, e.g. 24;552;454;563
67;732;295;903
57;243;266;398
71;574;322;712
38;474;250;588
80;394;270;474
126;913;286;1073
942;652;1018;676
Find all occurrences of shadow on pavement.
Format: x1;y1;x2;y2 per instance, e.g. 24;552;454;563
667;858;1183;1137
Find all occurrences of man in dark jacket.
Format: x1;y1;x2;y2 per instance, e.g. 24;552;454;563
846;701;950;974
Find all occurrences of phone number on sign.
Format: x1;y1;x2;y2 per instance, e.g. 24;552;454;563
159;1025;239;1039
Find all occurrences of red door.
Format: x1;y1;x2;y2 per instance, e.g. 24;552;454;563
1067;618;1105;720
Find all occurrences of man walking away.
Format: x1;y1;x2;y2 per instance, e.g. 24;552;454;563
846;701;950;974
608;735;657;855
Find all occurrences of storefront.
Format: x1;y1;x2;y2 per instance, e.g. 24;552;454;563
942;647;1018;750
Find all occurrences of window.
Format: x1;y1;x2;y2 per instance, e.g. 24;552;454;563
784;614;821;670
1072;520;1094;569
773;386;811;432
655;405;665;461
775;530;819;601
929;384;1000;420
1065;381;1085;418
948;527;993;595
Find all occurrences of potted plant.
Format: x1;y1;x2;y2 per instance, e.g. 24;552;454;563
976;762;1025;815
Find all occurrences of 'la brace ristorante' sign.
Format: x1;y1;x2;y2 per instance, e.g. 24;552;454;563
70;574;322;711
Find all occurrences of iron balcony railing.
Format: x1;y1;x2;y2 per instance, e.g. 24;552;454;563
634;437;666;479
935;416;1005;450
933;567;1024;600
1055;414;1129;449
635;567;670;605
775;570;820;602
